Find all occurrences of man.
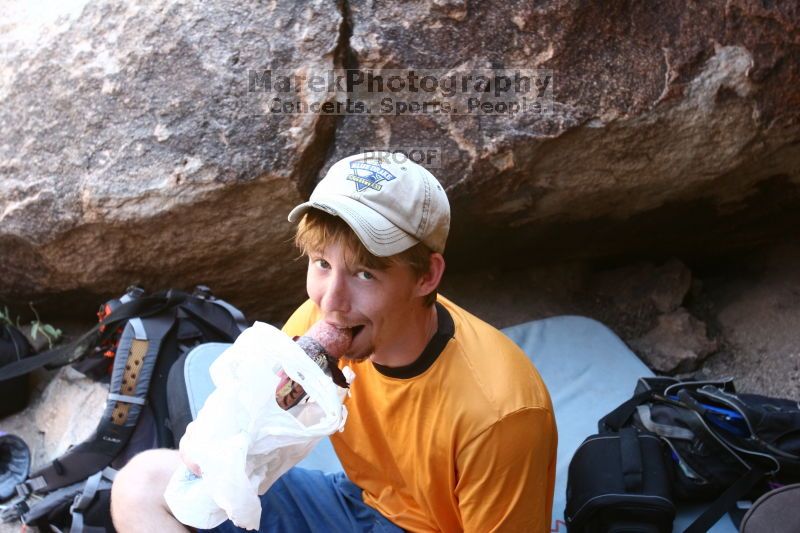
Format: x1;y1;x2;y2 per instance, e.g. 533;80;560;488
111;152;557;532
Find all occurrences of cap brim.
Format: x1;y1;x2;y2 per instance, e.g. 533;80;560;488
288;196;418;257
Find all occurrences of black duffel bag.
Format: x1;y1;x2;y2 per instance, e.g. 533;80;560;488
594;377;800;532
566;427;675;532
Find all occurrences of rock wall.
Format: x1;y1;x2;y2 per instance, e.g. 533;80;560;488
1;0;798;320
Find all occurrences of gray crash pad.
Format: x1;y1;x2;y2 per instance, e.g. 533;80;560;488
184;316;737;532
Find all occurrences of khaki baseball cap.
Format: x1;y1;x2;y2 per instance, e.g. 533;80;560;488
288;152;450;257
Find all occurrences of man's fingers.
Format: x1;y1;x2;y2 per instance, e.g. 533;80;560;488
178;435;202;477
181;452;202;477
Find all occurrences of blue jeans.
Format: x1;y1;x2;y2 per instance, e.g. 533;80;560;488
200;468;403;533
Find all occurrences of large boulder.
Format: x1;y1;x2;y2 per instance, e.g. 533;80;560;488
629;307;719;373
1;0;799;320
0;367;107;471
331;0;800;267
0;0;342;319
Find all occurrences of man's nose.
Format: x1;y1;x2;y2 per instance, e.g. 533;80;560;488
320;271;351;314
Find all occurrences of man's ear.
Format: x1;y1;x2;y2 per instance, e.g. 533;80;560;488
416;253;446;296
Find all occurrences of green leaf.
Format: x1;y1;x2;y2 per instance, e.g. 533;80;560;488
28;301;40;323
42;324;61;339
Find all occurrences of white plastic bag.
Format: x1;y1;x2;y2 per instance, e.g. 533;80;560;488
163;321;352;530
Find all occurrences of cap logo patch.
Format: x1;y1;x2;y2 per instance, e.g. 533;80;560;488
347;160;397;192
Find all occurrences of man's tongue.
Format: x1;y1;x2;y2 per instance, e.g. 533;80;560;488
306;320;354;358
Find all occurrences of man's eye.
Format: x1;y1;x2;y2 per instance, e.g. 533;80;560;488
314;259;330;269
356;271;374;280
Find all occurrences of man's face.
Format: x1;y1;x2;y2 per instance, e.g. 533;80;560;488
306;241;424;361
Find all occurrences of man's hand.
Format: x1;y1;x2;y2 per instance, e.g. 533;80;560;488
178;430;202;477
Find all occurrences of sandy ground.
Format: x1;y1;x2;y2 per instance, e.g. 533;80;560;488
442;241;800;398
693;242;800;397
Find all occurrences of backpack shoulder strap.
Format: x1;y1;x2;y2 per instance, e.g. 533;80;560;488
598;390;656;432
65;467;116;533
683;466;766;533
18;311;177;495
207;297;248;333
0;326;100;381
179;297;248;340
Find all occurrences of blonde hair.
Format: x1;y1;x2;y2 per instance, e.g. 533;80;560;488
294;210;438;307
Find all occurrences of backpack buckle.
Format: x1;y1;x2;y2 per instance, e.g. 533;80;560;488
192;285;213;300
0;495;29;522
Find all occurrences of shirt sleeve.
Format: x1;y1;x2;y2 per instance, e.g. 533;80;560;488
455;407;557;533
280;299;320;337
